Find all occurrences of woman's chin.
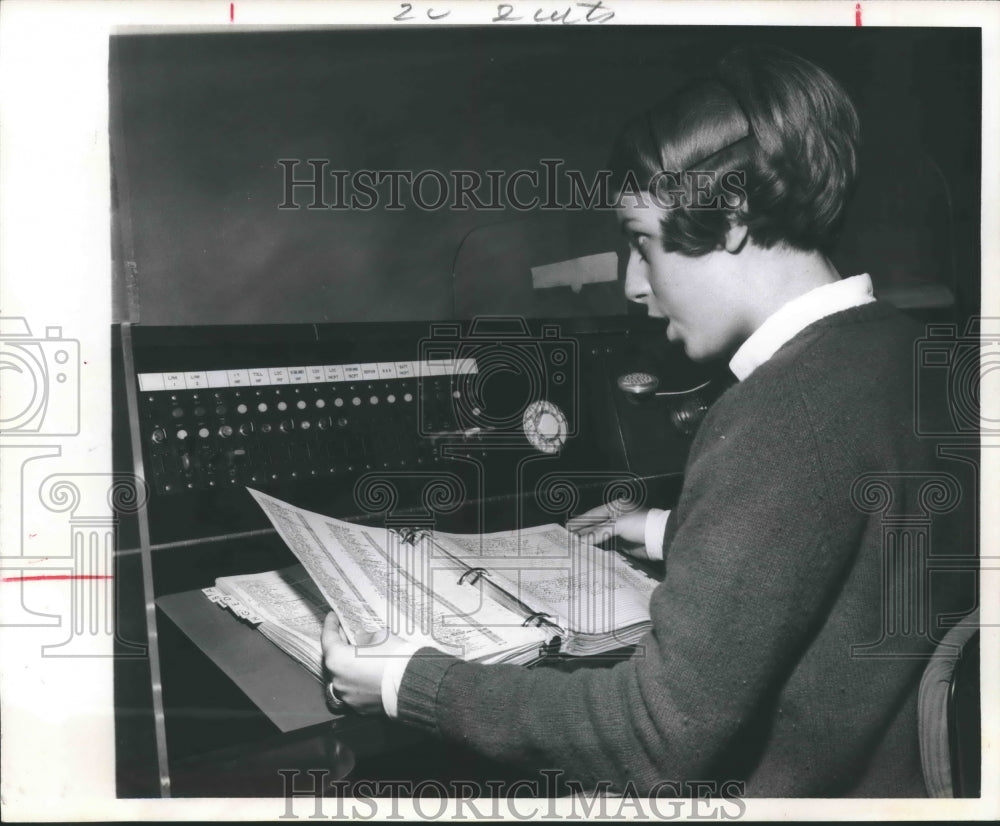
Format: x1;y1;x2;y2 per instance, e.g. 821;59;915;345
680;338;711;362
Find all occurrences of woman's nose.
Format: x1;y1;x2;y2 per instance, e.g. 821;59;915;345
623;252;651;304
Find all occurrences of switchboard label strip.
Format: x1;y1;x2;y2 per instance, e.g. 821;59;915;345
137;358;478;392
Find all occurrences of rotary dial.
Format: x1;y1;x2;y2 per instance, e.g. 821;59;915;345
523;400;568;454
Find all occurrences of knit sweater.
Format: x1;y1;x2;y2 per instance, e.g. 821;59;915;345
396;301;971;797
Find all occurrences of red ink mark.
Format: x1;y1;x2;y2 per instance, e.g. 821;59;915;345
230;2;234;22
28;533;36;538
2;574;114;583
855;3;862;26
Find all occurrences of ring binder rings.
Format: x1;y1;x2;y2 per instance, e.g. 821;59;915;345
458;567;488;586
522;612;554;628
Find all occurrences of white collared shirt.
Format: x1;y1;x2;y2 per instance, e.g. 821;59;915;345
381;275;876;717
728;273;875;381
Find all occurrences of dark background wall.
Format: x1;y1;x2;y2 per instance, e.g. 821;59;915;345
110;26;981;326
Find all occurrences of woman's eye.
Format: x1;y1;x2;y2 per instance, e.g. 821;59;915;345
631;235;650;260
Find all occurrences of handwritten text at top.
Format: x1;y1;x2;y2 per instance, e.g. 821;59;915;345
393;1;616;24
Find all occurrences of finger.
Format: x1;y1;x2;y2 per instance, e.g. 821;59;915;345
566;512;614;533
321;611;343;649
351;627;378;646
569;516;618;536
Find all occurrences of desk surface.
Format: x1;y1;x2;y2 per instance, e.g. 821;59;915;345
157;589;336;733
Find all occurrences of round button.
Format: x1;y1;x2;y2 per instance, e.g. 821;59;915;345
352;397;361;407
297;400;307;410
403;393;413;403
171;407;184;418
237;403;248;414
452;390;461;399
257;402;268;413
239;422;254;436
277;401;288;412
387;394;396;404
300;420;311;430
369;395;379;405
260;423;272;434
176;429;188;440
198;427;210;439
318;417;331;430
315;399;326;409
280;419;294;433
334;398;344;408
337;417;348;428
218;425;234;438
193;406;207;417
150;428;167;444
215;404;227;416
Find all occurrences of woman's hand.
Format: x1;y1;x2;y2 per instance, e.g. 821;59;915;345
566;502;649;550
320;612;410;715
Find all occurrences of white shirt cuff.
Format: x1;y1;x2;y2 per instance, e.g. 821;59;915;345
380;642;422;718
644;508;671;561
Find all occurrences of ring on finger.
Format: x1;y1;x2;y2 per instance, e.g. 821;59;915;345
325;681;348;712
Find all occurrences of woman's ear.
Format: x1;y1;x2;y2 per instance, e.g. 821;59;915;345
723;219;750;254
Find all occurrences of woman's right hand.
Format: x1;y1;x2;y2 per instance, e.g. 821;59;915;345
566;502;649;547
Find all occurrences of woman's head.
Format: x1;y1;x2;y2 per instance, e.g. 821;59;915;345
609;45;861;255
611;46;861;361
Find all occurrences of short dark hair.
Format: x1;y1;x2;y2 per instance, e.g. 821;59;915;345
608;45;861;255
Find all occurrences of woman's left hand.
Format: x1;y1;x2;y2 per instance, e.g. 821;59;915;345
320;612;410;715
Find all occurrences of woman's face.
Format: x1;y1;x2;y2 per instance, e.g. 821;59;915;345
617;196;753;362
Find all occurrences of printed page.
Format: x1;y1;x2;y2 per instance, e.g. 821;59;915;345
433;523;659;636
216;565;327;650
247;489;549;661
248;488;393;641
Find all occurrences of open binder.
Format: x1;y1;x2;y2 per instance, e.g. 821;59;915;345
204;489;661;679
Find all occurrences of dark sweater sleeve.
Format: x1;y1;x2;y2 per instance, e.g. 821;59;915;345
396;361;860;792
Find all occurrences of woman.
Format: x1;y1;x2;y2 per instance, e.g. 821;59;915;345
321;45;966;797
